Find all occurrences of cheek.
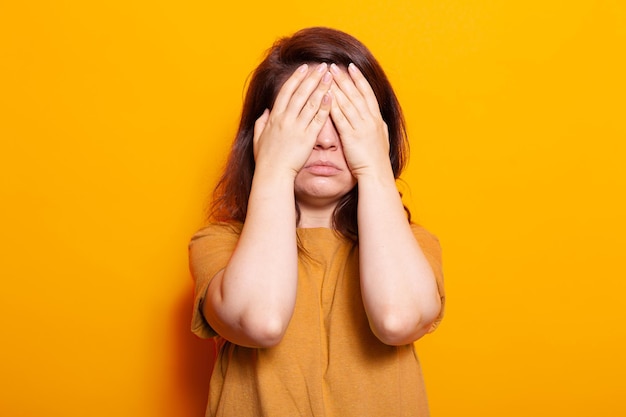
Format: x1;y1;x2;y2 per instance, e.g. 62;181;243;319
347;175;358;189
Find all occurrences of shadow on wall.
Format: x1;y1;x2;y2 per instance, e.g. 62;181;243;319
173;289;217;415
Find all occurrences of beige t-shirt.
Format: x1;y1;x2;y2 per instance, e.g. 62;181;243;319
189;222;445;417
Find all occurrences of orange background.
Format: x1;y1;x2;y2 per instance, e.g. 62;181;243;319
1;1;625;416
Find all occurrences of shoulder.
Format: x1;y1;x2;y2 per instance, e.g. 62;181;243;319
409;223;443;272
189;221;243;246
410;223;441;250
188;222;244;265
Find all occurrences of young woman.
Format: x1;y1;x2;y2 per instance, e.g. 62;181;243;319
190;27;445;417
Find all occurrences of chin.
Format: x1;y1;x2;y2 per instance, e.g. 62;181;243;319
295;188;356;210
295;189;346;205
295;176;355;202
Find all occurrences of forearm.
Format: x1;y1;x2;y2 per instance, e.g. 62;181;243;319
201;63;334;347
204;167;299;347
357;168;441;345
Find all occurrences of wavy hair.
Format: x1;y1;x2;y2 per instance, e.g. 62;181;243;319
209;27;410;241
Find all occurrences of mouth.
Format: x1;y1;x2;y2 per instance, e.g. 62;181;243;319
303;160;341;176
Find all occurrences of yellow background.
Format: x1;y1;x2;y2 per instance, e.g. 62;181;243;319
1;1;625;416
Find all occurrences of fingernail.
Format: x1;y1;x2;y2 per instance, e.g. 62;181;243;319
348;63;357;73
330;63;340;74
317;62;327;73
322;71;332;83
322;93;330;105
298;63;308;73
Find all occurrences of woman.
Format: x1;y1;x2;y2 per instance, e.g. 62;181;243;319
190;27;445;417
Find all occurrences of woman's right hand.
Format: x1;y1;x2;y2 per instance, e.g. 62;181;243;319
253;62;333;178
200;64;332;348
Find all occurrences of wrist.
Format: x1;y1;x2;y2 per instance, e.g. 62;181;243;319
254;160;298;181
352;160;395;183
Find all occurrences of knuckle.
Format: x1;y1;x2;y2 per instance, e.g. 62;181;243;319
292;89;306;101
313;110;327;124
349;91;361;102
273;118;287;131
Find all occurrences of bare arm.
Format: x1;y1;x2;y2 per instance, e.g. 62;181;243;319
330;63;441;345
201;63;333;348
356;172;441;345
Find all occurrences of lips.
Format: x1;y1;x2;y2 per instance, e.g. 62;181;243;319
303;160;341;176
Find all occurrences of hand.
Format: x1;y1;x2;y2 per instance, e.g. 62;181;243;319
329;63;391;179
253;63;333;177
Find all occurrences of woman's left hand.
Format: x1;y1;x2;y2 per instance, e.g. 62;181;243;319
329;63;391;179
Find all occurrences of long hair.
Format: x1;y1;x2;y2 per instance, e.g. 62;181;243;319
209;27;410;241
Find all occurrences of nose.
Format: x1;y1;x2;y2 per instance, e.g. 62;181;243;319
314;118;339;151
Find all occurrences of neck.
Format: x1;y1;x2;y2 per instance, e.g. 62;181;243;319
297;203;335;229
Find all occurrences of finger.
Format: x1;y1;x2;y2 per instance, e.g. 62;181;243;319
298;70;332;124
307;91;332;133
252;108;270;158
272;64;309;114
329;88;354;134
330;80;359;130
348;63;381;117
329;63;370;119
285;62;329;119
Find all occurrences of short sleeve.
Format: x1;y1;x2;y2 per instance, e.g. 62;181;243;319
188;222;243;339
410;223;445;333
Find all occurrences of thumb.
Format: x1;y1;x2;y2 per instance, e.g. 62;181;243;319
253;109;270;159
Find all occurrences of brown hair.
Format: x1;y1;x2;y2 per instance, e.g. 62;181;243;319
209;27;410;241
